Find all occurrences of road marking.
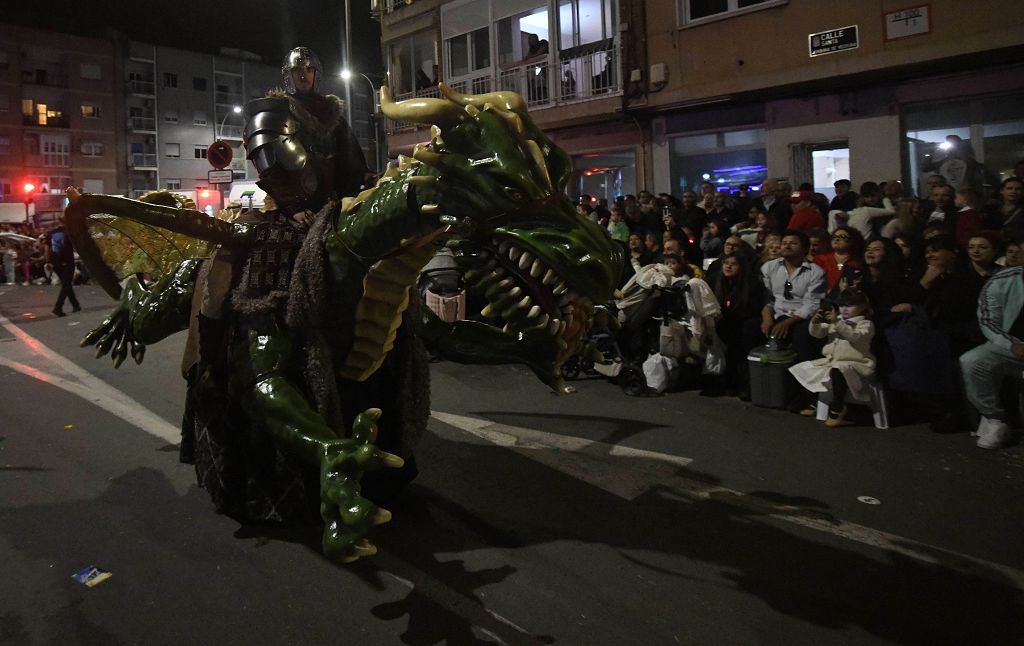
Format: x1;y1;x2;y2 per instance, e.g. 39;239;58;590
0;314;180;443
431;410;1024;590
431;410;692;501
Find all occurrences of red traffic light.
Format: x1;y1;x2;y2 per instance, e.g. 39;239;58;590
23;182;35;193
200;189;210;198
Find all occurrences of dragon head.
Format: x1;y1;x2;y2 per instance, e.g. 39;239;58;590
379;84;623;392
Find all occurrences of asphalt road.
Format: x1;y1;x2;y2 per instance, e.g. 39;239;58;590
2;283;1023;645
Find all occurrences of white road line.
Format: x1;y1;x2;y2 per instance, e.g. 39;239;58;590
0;313;180;443
431;410;1024;590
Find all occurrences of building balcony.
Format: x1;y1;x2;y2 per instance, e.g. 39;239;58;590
127;79;155;95
129;153;158;169
21;70;69;88
22;115;70;129
128;116;157;132
215;92;243;106
217;125;244;140
384;44;621;134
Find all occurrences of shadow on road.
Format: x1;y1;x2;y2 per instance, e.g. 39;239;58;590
3;437;1022;644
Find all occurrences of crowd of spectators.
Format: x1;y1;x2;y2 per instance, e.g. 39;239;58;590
0;221;82;287
583;163;1024;448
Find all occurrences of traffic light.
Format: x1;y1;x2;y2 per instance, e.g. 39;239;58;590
22;182;35;203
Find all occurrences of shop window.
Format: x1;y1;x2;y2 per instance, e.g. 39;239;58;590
904;95;1021;196
669;128;767;195
680;0;784;25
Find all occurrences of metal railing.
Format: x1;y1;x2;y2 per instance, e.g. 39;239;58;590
127;79;155;95
215;91;243;105
383;46;621;134
217;125;244;140
22;115;70;129
130;153;157;168
128;116;156;131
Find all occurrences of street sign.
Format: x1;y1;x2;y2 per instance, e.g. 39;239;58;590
884;5;930;41
808;25;859;57
208;169;234;184
207;140;234;170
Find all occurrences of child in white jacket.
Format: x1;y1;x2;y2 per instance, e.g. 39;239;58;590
789;289;876;427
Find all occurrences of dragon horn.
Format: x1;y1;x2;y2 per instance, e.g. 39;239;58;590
438;82;526;113
379;86;466;128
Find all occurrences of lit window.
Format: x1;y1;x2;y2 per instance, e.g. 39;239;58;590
81;104;101;119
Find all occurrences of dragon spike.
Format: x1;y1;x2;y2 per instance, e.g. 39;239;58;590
379;85;465;128
464;104;480;117
412;144;446;168
488;106;526;137
438;82;526;113
525;139;553;193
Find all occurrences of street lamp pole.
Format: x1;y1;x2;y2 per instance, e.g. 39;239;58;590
218;105;242;141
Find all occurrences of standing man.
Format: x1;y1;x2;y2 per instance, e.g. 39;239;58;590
46;213;80;317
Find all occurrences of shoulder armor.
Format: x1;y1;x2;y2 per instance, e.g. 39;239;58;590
243;98;306;173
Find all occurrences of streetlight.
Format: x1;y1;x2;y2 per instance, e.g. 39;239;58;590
218;105;242;140
341;69;382;171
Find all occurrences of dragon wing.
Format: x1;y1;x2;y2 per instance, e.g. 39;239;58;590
64;189;249;299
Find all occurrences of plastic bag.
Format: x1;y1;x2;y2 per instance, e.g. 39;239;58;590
642;352;679;394
703;327;726;375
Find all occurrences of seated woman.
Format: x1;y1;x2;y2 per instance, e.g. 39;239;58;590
708;251;768;399
965;230;1001;286
887;234;985;429
758;233;782;267
790;289;876;427
814;226;864;294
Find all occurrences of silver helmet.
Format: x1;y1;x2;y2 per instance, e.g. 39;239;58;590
281;46;322;95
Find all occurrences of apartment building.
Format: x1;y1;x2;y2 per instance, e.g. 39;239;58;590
122;42;279;199
377;0;631;199
377;0;1024;202
0;23;122;214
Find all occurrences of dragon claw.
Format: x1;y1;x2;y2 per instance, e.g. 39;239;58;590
371;508;393;525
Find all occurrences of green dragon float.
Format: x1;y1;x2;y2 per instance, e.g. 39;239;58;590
65;84;623;562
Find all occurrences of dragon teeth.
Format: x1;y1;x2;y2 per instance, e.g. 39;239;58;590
542;269;557;285
509;286;523;299
518;295;532;309
530;259;543;278
518;251;533;270
527;305;541;319
502;323;511;334
553;282;568;295
535;313;549;327
498;240;509;255
481;303;494;317
498;278;513;290
509;246;521;261
546;318;561;335
490;267;504;278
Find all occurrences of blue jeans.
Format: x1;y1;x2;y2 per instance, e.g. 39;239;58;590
960;343;1024;421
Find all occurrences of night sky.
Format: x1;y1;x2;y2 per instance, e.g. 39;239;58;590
3;0;381;74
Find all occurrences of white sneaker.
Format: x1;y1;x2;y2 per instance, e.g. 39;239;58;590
977;417;1012;449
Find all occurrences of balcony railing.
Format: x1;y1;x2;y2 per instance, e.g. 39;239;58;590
129;116;157;131
218;125;244;140
128;79;155;95
22;116;70;129
215;92;243;106
384;45;620;133
130;153;157;168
